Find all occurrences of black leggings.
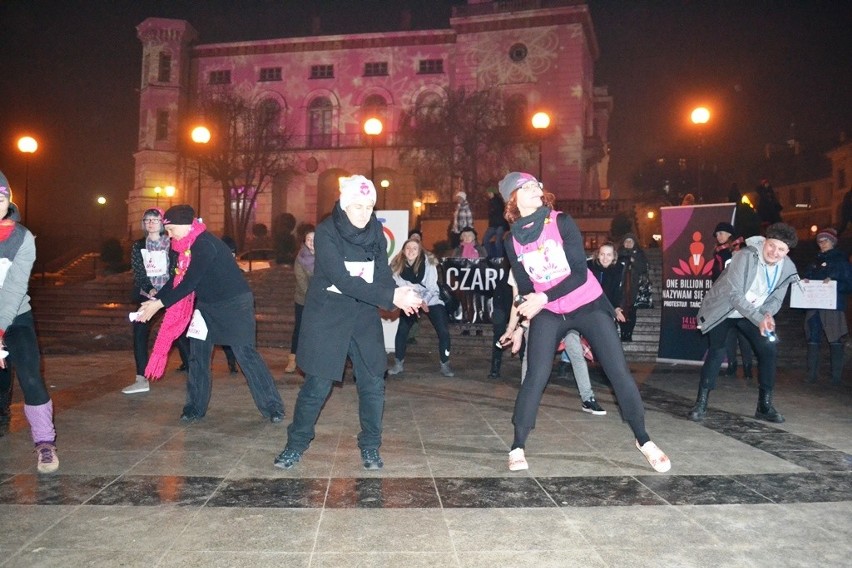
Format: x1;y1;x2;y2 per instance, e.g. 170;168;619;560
512;306;649;449
0;311;50;406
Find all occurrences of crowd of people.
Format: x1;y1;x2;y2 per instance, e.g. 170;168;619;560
0;166;848;478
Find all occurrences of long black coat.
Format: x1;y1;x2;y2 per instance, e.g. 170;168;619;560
296;214;396;380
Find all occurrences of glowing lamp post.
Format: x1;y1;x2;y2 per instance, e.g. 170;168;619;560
691;107;710;200
380;179;390;210
154;186;162;207
191;126;211;216
17;136;38;226
531;112;551;182
164;185;175;208
363;117;383;183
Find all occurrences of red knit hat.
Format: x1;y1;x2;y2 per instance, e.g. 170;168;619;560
816;227;838;245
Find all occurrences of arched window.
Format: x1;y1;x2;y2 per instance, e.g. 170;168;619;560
362;94;388;144
258;99;282;148
158;52;172;83
308;97;333;148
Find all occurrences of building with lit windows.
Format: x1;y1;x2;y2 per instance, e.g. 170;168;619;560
130;0;612;242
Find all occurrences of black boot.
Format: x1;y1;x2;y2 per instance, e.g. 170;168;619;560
488;355;501;380
725;360;738;376
755;389;785;423
742;362;753;383
806;343;820;384
688;388;710;421
829;343;844;385
0;381;11;438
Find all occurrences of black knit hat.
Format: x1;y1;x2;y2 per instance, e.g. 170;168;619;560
713;222;735;236
765;222;798;249
163;204;195;225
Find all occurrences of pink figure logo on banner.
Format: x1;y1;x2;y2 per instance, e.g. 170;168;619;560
672;231;714;276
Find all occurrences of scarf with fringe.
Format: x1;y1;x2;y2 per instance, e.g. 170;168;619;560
145;219;206;380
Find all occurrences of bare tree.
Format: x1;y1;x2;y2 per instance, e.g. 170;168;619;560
397;87;527;203
191;89;295;250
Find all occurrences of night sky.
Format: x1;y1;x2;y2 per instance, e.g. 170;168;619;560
1;0;850;253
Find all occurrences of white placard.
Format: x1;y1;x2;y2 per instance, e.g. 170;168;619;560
790;280;837;310
186;309;209;340
377;210;409;352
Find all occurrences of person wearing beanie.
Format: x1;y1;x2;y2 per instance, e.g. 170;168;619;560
122;208;190;394
449;190;472;249
0;171;59;473
802;227;851;385
285;225;315;374
691;222;800;424
710;221;752;379
496;172;671;474
134;204;286;424
616;232;649;341
275;175;422;471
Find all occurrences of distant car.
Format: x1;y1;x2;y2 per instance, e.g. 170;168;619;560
237;249;274;272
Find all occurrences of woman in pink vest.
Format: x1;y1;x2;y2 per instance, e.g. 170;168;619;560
497;172;670;474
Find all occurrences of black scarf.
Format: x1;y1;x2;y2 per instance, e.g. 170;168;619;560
400;255;426;284
510;206;552;245
331;201;385;259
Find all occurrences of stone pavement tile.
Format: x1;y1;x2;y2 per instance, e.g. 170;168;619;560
594;545;758;568
636;474;771;506
169;508;321;552
207;477;328;508
436;477;555;508
329;447;432;479
457;549;606;568
3;548;164;568
0;474;118;506
0;504;77;550
539;476;666;507
508;452;625;478
313;509;453;553
565;506;720;548
733;472;852;503
158;551;310;568
24;505;199;551
124;447;248;477
324;477;440;508
312;552;455;567
443;507;590;550
26;449;150;476
87;475;222;506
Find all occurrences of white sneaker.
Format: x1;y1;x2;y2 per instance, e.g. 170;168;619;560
35;442;59;474
636;440;671;473
122;376;150;394
508;448;529;471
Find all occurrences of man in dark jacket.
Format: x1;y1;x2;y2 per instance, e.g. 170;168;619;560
274;176;422;471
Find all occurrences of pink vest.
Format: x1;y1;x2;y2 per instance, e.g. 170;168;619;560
512;211;603;314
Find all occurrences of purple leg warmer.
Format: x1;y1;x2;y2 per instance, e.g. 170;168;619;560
24;400;55;444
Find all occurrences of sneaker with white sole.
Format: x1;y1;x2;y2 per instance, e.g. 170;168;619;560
636;440;671;473
508;447;528;471
35;442;59;474
122;376;149;394
274;447;303;470
361;448;384;470
581;398;606;415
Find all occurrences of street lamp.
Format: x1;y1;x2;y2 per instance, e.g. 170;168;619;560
531;112;551;182
380;179;390;210
96;195;107;241
363;117;383;183
191;126;211;216
691;106;710;201
154;186;162;207
16;136;38;226
164;185;175;208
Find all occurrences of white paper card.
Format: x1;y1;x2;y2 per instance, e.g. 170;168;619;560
326;260;375;294
186;309;209;340
0;258;12;287
141;249;169;277
790;280;836;310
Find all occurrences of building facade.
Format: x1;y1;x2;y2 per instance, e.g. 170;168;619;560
131;0;611;242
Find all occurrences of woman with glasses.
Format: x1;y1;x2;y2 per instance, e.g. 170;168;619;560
498;172;670;474
122;208;188;394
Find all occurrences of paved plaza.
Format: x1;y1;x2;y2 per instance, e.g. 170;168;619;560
0;348;850;567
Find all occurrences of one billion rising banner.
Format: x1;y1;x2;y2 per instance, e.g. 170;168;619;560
658;203;736;363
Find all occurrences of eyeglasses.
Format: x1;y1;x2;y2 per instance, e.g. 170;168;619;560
143;218;161;224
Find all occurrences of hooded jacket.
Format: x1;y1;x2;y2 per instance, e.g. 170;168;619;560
697;235;799;334
0;203;34;332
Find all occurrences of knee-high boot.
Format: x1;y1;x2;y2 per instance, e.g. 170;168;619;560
806;343;820;384
829;343;845;385
688;388;710;422
755;389;785;423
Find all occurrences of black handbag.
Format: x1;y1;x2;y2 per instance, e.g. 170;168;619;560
438;282;460;320
634;273;654;309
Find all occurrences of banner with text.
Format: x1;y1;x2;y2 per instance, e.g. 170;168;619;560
440;257;510;324
658;203;736;363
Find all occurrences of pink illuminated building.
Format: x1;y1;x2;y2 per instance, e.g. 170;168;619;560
130;0;611;240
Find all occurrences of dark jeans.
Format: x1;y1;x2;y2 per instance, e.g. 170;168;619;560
725;326;753;368
0;311;50;406
133;315;188;375
514;307;648;447
394;305;451;363
483;225;505;259
286;337;385;452
290;303;304;354
700;318;777;392
184;337;284;418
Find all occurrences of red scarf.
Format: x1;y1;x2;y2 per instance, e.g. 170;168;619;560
145;219;206;380
0;220;16;242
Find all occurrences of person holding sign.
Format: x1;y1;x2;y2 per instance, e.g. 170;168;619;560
134;205;285;424
802;228;851;385
274;176;422;471
123;208;189;394
690;223;799;423
499;171;670;474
